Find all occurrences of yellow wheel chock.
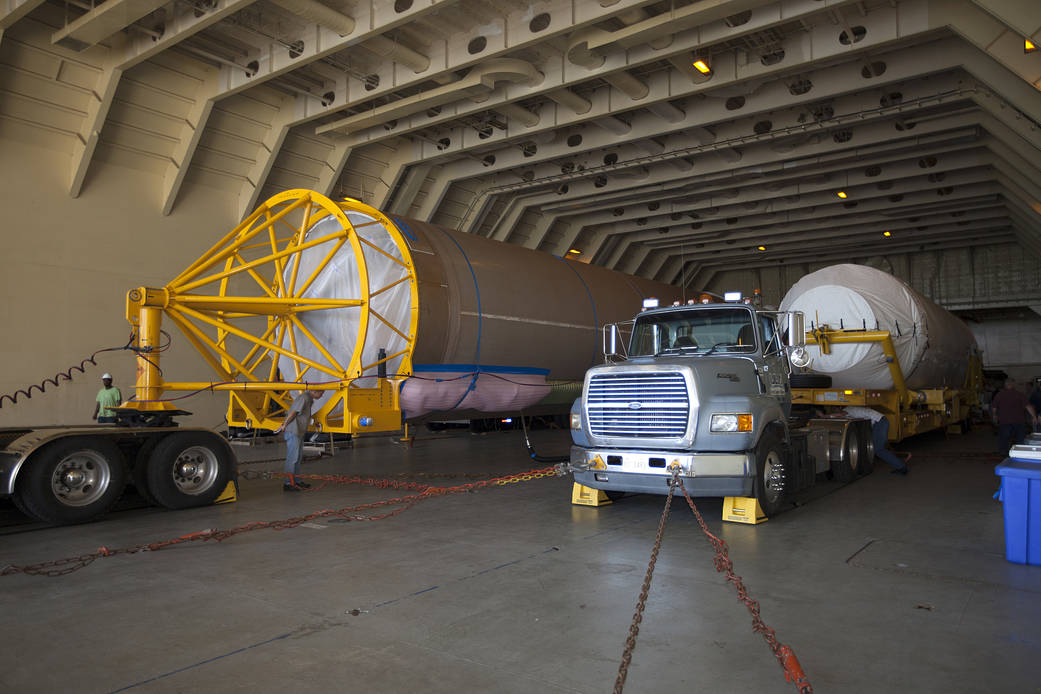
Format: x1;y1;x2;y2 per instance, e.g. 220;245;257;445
723;496;767;524
571;483;613;506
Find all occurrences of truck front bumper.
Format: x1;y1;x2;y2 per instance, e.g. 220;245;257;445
570;446;752;497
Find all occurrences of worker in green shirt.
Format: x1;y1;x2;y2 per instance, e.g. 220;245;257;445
93;373;122;424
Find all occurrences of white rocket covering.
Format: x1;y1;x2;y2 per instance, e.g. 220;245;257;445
779;264;977;390
277;212;412;385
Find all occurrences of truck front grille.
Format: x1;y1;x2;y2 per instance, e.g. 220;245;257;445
587;372;690;438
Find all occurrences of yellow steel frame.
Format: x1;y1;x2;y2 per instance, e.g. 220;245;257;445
793;325;983;442
122;190;420;434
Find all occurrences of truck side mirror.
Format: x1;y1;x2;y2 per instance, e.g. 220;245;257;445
603;324;624;360
786;312;805;348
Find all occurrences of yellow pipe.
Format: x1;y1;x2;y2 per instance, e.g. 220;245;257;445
294;237;347;298
287;314;347;373
164;310;233;381
167;308;264;383
173;305;343;379
172;195;309;287
134;305;165;404
163;381;344;391
805;328;913;406
172;295;363;312
173;229;349;294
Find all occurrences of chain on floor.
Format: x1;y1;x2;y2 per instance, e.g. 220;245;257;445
614;470;813;694
1;465;565;578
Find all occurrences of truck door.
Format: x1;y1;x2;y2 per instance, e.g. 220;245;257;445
761;315;792;416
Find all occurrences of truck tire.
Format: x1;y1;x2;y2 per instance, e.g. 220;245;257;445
145;432;234;510
754;430;789;517
831;425;863;483
790;373;832;388
856;421;874;476
15;437;127;525
132;438;162;507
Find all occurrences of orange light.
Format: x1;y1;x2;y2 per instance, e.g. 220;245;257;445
692;59;712;74
736;414;753;432
883;230;892;237
757;245;766;251
836;191;848;199
1026;39;1037;53
567;248;581;255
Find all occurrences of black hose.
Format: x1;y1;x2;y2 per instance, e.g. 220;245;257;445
0;335;138;410
520;415;569;463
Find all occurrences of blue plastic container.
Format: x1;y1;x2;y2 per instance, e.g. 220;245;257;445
995;459;1041;566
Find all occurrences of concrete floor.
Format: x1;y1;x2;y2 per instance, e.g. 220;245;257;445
1;426;1039;693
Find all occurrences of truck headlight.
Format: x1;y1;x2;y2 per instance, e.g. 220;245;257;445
710;413;752;432
570;413;582;430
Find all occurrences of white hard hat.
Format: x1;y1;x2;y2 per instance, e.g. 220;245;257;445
102;373;113;380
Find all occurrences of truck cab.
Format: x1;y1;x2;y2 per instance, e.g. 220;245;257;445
569;297;807;515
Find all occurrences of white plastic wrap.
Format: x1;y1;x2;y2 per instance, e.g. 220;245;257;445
779;264;977;390
277;212;412;385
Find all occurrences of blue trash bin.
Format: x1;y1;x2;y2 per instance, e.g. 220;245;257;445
995;459;1041;566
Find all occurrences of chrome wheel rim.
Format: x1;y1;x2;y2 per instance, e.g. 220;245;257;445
171;446;220;495
51;450;111;507
762;450;785;504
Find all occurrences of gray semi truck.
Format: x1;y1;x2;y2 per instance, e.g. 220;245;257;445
568;296;875;517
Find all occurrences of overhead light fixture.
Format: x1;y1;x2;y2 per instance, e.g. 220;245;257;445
1026;39;1038;53
567;248;581;255
692;59;712;75
836;191;848;199
883;231;892;237
757;245;766;251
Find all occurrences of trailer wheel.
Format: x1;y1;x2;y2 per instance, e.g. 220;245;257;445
132;439;161;507
856;421;874;476
754;430;789;517
16;437;127;525
145;432;234;510
831;425;863;483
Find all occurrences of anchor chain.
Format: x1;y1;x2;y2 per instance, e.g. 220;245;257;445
614;469;812;694
2;465;567;578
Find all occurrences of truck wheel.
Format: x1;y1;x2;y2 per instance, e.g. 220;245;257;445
831;426;861;483
856;422;874;476
754;431;789;517
15;437;127;524
132;439;161;507
145;432;234;510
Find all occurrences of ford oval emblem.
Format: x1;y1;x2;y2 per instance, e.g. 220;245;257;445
628;401;642;410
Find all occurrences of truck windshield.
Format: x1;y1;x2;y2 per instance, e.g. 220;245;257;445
630;308;757;356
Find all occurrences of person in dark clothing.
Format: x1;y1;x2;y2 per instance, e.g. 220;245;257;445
1029;380;1041;434
992;379;1038;453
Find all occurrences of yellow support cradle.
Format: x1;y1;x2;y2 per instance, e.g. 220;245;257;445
121;190;420;435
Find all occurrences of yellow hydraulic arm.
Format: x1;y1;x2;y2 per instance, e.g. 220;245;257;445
120;190;419;434
805;326;913;407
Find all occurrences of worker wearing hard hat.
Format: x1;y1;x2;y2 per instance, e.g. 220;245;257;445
92;373;122;424
274;388;324;491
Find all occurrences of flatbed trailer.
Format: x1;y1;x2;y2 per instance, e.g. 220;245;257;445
791;326;982;442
